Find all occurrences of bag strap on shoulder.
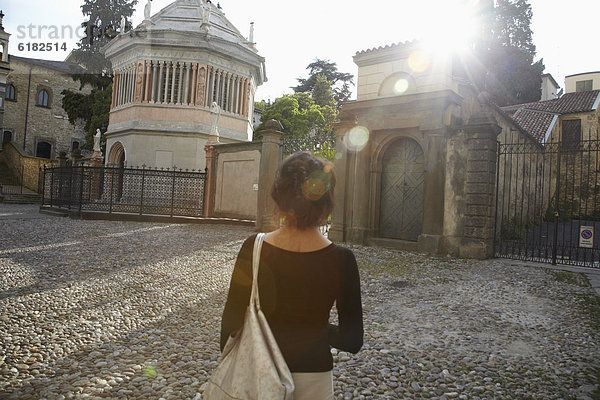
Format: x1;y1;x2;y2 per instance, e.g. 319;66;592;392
250;233;266;307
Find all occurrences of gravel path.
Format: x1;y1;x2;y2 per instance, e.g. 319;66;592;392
1;204;599;400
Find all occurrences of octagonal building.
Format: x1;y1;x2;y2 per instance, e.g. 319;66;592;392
103;0;266;169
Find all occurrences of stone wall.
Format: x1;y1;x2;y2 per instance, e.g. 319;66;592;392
212;143;261;219
3;57;90;158
0;142;57;192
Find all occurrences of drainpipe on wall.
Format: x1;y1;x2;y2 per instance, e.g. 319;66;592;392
23;66;32;152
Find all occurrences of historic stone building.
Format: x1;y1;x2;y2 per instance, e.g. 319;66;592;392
102;0;266;170
2;55;90;158
329;41;525;258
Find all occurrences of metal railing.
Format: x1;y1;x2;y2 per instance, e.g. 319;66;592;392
282;131;336;161
0;165;25;195
41;165;207;218
495;136;600;268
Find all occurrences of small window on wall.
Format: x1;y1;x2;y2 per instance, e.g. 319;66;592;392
5;84;16;101
36;141;52;159
37;89;50;107
562;119;581;151
2;130;12;145
576;80;593;92
71;140;80;151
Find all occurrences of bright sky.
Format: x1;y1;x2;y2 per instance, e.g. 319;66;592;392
3;0;598;102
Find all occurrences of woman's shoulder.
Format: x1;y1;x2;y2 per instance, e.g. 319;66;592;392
329;242;356;257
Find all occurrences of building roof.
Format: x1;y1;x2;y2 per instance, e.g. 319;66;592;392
8;55;86;74
146;0;251;50
542;73;559;89
501;90;600;143
511;108;558;143
502;90;600;115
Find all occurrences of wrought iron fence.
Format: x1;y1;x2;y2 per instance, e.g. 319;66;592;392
0;165;25;195
282;132;336;161
41;165;207;218
495;136;600;268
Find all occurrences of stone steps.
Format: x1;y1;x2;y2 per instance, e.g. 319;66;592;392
0;193;42;204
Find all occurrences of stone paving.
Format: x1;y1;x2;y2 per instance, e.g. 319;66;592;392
0;203;599;400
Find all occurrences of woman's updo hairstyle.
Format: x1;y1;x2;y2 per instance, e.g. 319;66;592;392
271;152;335;230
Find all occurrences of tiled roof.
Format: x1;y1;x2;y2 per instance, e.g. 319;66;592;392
502;90;600;115
511;108;558;143
355;40;417;56
501;90;600;143
9;55;86;74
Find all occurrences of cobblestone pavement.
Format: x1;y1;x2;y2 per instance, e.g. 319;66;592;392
1;204;599;400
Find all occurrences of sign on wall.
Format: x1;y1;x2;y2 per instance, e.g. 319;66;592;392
579;226;594;248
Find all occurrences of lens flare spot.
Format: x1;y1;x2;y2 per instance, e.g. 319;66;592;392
408;50;431;73
302;178;327;201
344;126;370;152
393;79;410;95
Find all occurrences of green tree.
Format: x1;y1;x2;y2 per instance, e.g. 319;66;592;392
62;0;138;150
293;59;354;106
474;0;544;106
255;95;325;140
312;74;335;107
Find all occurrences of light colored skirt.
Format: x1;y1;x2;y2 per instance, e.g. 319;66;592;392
291;370;334;400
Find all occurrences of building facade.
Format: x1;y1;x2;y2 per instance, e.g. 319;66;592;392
2;55;90;157
102;0;266;170
565;71;600;94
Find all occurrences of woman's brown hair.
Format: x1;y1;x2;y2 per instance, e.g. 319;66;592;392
271;152;335;230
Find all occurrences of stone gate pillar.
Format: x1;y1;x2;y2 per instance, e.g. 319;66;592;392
420;128;447;252
459;112;501;259
329;115;356;242
256;120;283;232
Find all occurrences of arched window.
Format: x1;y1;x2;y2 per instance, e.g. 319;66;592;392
36;141;52;158
378;72;417;97
37;89;49;107
5;84;15;101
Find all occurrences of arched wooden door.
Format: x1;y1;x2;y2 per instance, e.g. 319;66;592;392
379;138;425;241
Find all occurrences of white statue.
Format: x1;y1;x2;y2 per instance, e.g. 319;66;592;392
94;129;102;152
210;102;221;136
144;0;152;20
120;16;126;33
201;2;211;25
249;22;254;43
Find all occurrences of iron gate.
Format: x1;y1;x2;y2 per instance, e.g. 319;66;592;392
494;134;600;267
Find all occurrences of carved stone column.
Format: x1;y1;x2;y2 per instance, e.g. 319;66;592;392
170;62;177;104
177;62;184;104
183;62;190;105
158;61;164;103
144;60;152;103
151;61;158;103
190;63;198;106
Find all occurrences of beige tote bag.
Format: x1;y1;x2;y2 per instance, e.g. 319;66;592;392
203;233;295;399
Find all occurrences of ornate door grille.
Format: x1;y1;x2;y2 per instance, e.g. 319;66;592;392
379;138;425;241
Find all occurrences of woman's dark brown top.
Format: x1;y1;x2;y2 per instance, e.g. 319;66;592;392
220;234;363;372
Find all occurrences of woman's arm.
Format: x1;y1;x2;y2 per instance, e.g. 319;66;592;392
219;236;254;351
328;249;363;353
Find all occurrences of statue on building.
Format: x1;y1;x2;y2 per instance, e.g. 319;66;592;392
94;129;102;152
210;102;221;136
144;0;152;20
120;16;126;33
201;2;211;27
134;62;145;102
196;67;206;106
